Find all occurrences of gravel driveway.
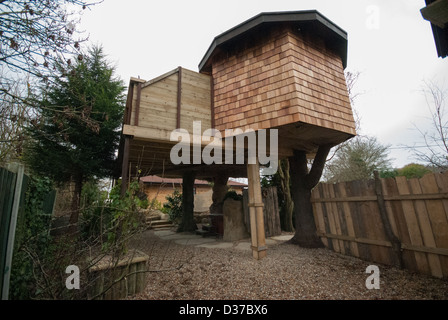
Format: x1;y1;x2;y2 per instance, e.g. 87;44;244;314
127;229;448;300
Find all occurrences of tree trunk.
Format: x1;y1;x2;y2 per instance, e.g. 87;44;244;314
278;159;294;232
209;173;228;215
68;173;83;234
177;170;197;232
289;145;332;248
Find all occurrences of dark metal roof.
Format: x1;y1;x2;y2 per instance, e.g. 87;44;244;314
198;10;348;72
421;0;448;58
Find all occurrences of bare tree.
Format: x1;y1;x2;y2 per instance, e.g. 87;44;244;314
324;136;393;183
0;0;100;163
344;70;362;133
409;80;448;170
0;69;33;164
0;0;96;81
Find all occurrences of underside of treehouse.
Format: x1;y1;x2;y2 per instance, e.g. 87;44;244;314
118;59;355;179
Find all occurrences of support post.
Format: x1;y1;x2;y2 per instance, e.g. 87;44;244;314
134;83;142;126
120;135;132;198
2;163;24;300
176;67;182;129
247;159;267;260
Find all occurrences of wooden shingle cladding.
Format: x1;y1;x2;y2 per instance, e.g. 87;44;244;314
210;25;355;138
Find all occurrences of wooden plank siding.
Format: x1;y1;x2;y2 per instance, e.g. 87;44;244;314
211;26;356;135
129;67;212;137
312;172;448;279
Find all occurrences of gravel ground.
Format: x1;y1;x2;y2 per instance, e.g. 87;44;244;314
126;229;448;300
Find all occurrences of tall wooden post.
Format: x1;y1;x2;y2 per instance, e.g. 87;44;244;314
120;135;132;198
247;159;267;260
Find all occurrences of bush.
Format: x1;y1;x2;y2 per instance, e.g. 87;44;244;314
10;176;55;300
163;189;182;222
223;190;243;201
11;177;148;300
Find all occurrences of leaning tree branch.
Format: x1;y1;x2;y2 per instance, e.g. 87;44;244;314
306;143;334;189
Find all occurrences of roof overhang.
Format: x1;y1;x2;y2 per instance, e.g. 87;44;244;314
198;10;348;72
421;0;448;58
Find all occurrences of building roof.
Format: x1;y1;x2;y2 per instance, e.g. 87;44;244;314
421;0;448;58
198;10;348;72
140;175;247;187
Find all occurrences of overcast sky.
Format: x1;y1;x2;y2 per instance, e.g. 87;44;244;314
78;0;448;168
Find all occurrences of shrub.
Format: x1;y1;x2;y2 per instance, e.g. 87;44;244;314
163;189;182;222
10;176;55;299
223;190;243;201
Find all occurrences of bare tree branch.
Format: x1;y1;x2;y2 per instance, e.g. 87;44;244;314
408;80;448;170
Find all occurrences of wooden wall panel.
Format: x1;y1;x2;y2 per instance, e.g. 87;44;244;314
131;68;212;135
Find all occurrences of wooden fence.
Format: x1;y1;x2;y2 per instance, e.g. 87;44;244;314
311;172;448;279
0;164;28;298
0;164;56;299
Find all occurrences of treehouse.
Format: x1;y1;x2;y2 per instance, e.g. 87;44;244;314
117;10;356;259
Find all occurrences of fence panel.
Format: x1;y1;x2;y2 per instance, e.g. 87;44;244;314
312;172;448;278
0;168;17;293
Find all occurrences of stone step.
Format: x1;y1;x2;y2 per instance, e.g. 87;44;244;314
147;219;173;230
151;224;173;230
195;229;209;237
146;215;162;222
149;219;171;226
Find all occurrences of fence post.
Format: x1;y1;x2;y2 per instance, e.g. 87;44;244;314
373;171;404;269
1;163;25;300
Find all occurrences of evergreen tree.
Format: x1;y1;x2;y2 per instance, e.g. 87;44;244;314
25;45;125;230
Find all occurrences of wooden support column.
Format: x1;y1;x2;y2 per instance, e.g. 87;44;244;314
134;83;142;126
210;75;215;129
247;159;267;260
120;135;132;198
176;66;182;129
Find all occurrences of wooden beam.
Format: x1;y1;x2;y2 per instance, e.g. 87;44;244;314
120;135;132;197
134;83;142;126
141;68;179;88
421;0;448;28
210;75;215;129
124;82;134;125
123;125;173;142
177;67;182;129
318;232;448;257
247;159;267;260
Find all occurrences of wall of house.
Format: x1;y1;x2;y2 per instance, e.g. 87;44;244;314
144;184;179;205
144;183;244;212
211;25;355;135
